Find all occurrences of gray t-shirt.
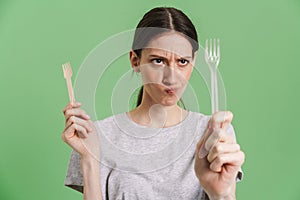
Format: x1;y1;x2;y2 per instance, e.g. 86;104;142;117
64;111;241;200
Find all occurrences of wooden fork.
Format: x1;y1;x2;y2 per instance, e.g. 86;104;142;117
62;62;75;104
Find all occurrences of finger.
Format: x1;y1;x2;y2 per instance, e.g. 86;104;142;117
209;151;245;172
64;123;88;139
196;127;212;159
196;127;210;150
64;108;90;122
62;101;81;113
207;143;240;163
63;123;89;141
66;115;93;133
196;117;213;150
62;102;82;115
204;128;235;152
210;111;233;130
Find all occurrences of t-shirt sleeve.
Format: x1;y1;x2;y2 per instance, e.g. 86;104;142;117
64;149;84;193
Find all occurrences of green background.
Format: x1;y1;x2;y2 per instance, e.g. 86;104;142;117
1;0;299;199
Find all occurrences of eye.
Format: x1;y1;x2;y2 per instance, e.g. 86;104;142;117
151;58;165;66
178;59;190;66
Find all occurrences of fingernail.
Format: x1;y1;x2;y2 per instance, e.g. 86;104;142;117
85;114;90;119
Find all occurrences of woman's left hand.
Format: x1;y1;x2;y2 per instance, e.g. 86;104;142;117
194;111;245;200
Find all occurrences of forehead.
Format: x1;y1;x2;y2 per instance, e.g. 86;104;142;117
143;32;193;57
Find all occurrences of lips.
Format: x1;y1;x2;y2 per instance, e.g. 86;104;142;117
165;87;178;94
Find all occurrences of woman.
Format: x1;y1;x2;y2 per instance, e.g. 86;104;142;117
62;7;245;200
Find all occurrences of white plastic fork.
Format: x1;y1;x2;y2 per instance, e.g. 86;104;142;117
205;38;220;114
198;38;221;159
62;62;75;104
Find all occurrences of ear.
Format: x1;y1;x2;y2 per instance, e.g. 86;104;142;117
129;50;140;72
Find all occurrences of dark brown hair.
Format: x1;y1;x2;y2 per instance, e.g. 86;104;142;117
132;7;199;108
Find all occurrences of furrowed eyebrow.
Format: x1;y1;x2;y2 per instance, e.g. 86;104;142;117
149;54;165;58
148;54;192;59
180;56;192;60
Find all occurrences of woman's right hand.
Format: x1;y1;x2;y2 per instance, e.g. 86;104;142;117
61;101;95;157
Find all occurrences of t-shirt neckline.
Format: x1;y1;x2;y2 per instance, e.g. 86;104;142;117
124;110;191;129
112;110;192;139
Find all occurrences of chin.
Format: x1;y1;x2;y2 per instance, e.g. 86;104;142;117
160;99;179;107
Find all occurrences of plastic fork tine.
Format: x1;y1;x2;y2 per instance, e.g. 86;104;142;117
213;39;216;57
210;39;212;57
217;39;220;57
205;39;208;54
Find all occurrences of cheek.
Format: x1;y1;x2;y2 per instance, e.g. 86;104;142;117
141;67;164;85
180;67;193;83
185;68;193;80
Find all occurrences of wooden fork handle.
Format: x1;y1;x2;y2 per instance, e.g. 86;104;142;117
66;78;75;104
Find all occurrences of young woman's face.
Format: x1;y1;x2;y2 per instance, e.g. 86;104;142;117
132;31;197;107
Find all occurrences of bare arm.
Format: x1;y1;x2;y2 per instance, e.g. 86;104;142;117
80;155;103;200
62;102;103;199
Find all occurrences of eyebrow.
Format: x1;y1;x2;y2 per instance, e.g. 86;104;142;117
148;54;192;59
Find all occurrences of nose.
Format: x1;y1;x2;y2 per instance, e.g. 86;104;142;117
162;64;176;86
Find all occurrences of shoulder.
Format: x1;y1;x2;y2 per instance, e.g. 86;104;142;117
189;110;211;119
190;111;235;131
188;110;211;127
92;112;125;125
93;114;116;124
91;112;125;131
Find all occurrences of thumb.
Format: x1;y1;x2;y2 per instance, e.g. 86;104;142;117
197;119;213;159
196;128;207;151
196;128;210;157
198;118;212;146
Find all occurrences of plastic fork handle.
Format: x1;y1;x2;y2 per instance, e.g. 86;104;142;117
214;68;219;113
208;65;218;114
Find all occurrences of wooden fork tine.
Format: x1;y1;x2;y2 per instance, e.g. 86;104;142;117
62;63;67;78
62;62;72;78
